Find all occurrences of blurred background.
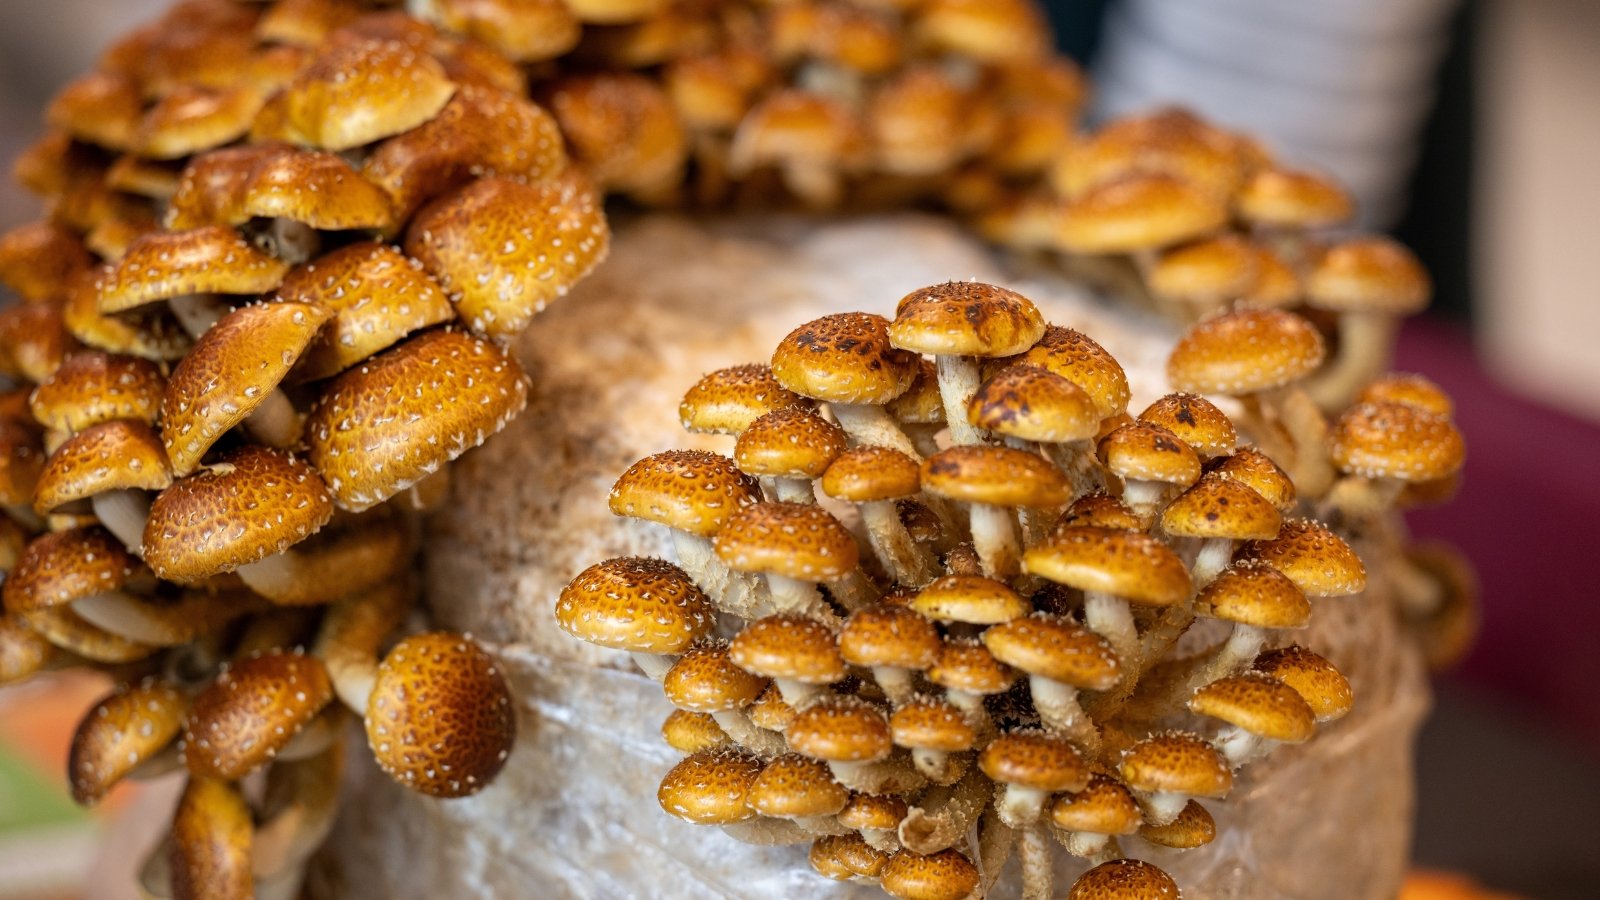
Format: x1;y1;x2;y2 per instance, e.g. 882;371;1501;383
1;0;1596;897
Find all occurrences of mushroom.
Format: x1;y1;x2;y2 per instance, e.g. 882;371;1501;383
1138;799;1216;850
968;364;1101;470
96;226;290;339
32;420;172;553
889;694;975;785
728;89;866;209
1237;518;1368;600
179;647;334;782
727;614;844;708
1138;392;1237;463
809;832;889;883
1234;166;1355;263
543;72;688;202
556;557;717;680
1253;645;1354;724
1068;857;1181;899
662;640;785;756
981;729;1091;827
878;847;981;900
770;312;921;458
921;445;1070;581
661;709;730;755
679;364;806;438
913;0;1051;63
0;613;54;685
1054;172;1230;280
250;735;347;900
28;351;165;443
419;0;582;62
1159;471;1282;587
784;694;914;794
910;574;1030;630
714;502;863;617
0;421;45;530
737;408;847;503
1187;672;1317;767
278;34;458;153
1049;772;1143;860
839;604;941;705
982;613;1120;750
1181;559;1310;692
821;445;938;584
67;678;188;806
1209;446;1297;515
925;637;1016;737
657;747;763;826
1325;400;1466;522
1117;731;1232;825
168;777;253;900
1097;422;1202;525
745;753;851;835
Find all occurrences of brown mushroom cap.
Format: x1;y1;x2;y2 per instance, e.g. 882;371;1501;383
0;304;73;384
46;71;143;152
544;71;687;196
921;445;1070;507
839;604;941;670
1160;472;1282;541
912;574;1029;625
1148;235;1259;306
1024;527;1191;607
657;748;762;824
785;695;892;763
1119;731;1232;798
838;790;908;832
747;683;798;732
68;679;187;805
1054;492;1143;532
136;86;266;161
746;753;849;819
889;281;1046;358
661;709;730;754
926;638;1017;695
1354;372;1454;418
735;408;848;480
1056;172;1228;253
20;605;155;665
1050;773;1143;835
663;642;769;712
608;449;763;538
983;613;1121;690
1003;325;1131;420
980;730;1091;792
810;832;890;881
96;226;289;314
306;329;530;511
1329;401;1466;482
63;275;193;363
236;149;398;232
1210;447;1297;513
161;301;332;475
29;352;165;434
1188;672;1317;742
1139;799;1217;848
714;502;860;581
1098;422;1202;489
1138;392;1236;459
165;144;292;231
0;421;43;509
282;36;457;151
1306;236;1431;316
728;615;846;686
886;358;945;425
879;848;981;900
1;613;53;684
365;632;516;798
1054;108;1245;199
405;172;609;337
33;420;173;515
182;648;333;781
2;526;138;615
969;364;1101;443
890;695;976;753
1167;308;1326;395
771;312;918;405
142;446;334;584
1238;518;1366;597
821;445;922;503
1253;645;1354;723
556;557;716;655
680;364;806;436
169;777;253;900
0;222;93;303
1194;560;1310;629
1235;167;1354;230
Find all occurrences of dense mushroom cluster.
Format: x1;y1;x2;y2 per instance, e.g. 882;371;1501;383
560;281;1467;898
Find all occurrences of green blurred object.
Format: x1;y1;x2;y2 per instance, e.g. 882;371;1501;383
0;742;85;834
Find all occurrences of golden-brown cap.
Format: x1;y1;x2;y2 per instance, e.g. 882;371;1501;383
283;36;457;151
236;149;397;232
837;790;908;831
1189;671;1316;742
1002;325;1130;420
29;351;165;434
921;445;1070;508
970;364;1100;443
912;0;1049;62
1235;167;1354;230
1098;422;1202;488
821;445;920;502
912;574;1029;625
810;832;889;881
1050;772;1143;835
785;695;892;763
663;642;768;713
1329;401;1465;482
1194;560;1310;628
771;313;919;405
746;753;849;819
2;527;137;615
1167;308;1325;395
278;242;456;382
889;281;1046;358
33;420;172;515
430;0;582;62
1139;799;1216;849
1053;108;1246;200
0;305;73;384
715;502;859;581
1053;492;1142;532
889;695;975;753
20;605;154;665
926;638;1016;695
256;0;362;48
839;605;941;670
169;777;253;900
1160;472;1282;540
143;446;334;583
1356;373;1454;418
661;709;729;754
608;449;762;538
0;421;42;509
1148;234;1259;306
886;357;944;425
880;847;981;900
96;226;289;314
164;144;289;231
983;613;1121;689
1209;447;1298;514
1056;172;1228;253
1253;645;1353;723
1025;526;1192;606
868;66;974;177
63;275;192;362
543;72;687;197
980;729;1091;792
1138;392;1236;459
0;613;53;685
68;679;187;806
658;748;762;824
1238;518;1366;597
1306;236;1431;315
0;222;93;303
728;614;846;686
748;683;797;732
1118;731;1232;798
1242;244;1303;309
736;408;848;481
405;172;608;337
664;47;769;132
365;632;515;797
135;86;264;161
306;329;530;511
556;557;716;655
181;648;333;781
46;71;142;152
680;364;806;436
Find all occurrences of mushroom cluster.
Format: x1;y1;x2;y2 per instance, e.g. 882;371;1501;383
560;281;1467;899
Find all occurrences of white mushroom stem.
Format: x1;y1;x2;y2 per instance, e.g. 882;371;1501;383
1307;312;1397;413
934;355;985;446
244;389;301;450
830;403;923;460
1120;479;1170;524
168;294;228;338
1215;726;1275;768
1188;624;1268;694
1084;591;1139;677
772;477;815;503
897;766;989;855
996;783;1049;828
720;817;814;845
311;589;407;713
1191;538;1235;588
910;746;963;785
1019;825;1054;900
1027;675;1099;754
91;489;151;555
1273;386;1335;498
1056;828;1112;859
968;503;1020;581
860;499;938;586
672;533;763;619
1134;790;1190;827
710;709;787;756
630;652;674;681
772;676;826;709
827;753;927;795
766;574;827;618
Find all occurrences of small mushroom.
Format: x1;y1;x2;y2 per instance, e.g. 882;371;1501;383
1187;672;1316;767
922;445;1070;581
770;312;921;457
1118;731;1232;826
982;613;1120;750
556;557;717;680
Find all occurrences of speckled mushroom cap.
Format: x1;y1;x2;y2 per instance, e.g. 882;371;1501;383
95;226;289;314
821;445;921;503
1189;672;1317;743
982;613;1121;690
661;710;729;754
663;643;769;713
810;832;889;881
543;72;687;196
556;557;716;655
657;748;763;824
1210;447;1297;514
879;848;981;900
911;574;1029;625
68;679;187;805
770;312;919;406
365;632;516;798
1305;236;1431;316
735;408;847;480
28;352;165;433
0;422;42;508
165;145;292;231
714;502;860;581
1238;518;1366;597
142;445;334;584
1167;308;1326;395
1253;645;1354;723
404;172;609;337
306;328;530;511
608;449;762;538
0;305;71;384
0;613;53;684
169;777;253;900
1118;731;1233;798
785;695;893;763
427;0;582;62
728;615;846;686
837;791;909;833
889;695;976;753
0;222;92;303
161;301;332;476
1148;235;1259;305
281;35;457;151
236;149;398;232
1098;422;1202;489
1024;527;1192;607
921;445;1070;508
1001;324;1131;420
1054;492;1143;532
926;638;1017;695
63;276;193;363
33;420;173;514
746;753;849;819
135;85;264;161
885;358;945;424
1055;172;1228;253
20;605;154;665
1050;772;1143;835
1329;401;1465;482
1354;372;1453;418
680;364;806;436
968;364;1100;443
1138;393;1236;460
181;647;333;781
728;89;867;180
1159;472;1282;541
1234;167;1354;230
45;71;142;152
1194;560;1311;629
2;526;138;615
277;242;456;382
980;730;1091;792
839;605;941;670
747;684;797;732
1140;800;1216;849
888;281;1046;358
1054;108;1245;199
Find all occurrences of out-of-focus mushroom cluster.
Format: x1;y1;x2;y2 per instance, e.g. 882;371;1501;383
560;281;1468;898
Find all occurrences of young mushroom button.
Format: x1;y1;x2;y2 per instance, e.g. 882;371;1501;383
713;502;861;618
556;557;717;680
1050;773;1144;858
1139;799;1217;849
839;604;941;705
680;364;807;437
1118;731;1233;826
1160;471;1283;586
770;312;921;458
736;408;847;503
68;679;187;806
911;574;1030;627
983;613;1120;749
1188;672;1317;767
1304;236;1432;411
1069;857;1182;900
658;748;763;825
1237;518;1367;599
878;847;982;900
921;445;1071;581
728;614;845;708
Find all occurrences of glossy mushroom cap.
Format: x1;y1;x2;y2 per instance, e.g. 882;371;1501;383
983;613;1121;690
1148;235;1259;307
1194;560;1311;629
969;364;1100;443
543;72;687;197
169;777;253;900
663;643;768;713
608;449;762;538
1329;401;1466;483
810;832;889;881
658;748;762;824
68;679;187;805
2;526;138;615
1139;392;1236;459
839;605;941;670
821;445;921;502
890;695;976;753
143;446;334;584
1160;472;1282;541
1355;372;1454;418
1099;422;1202;490
921;445;1070;508
926;638;1017;696
365;632;516;798
181;648;333;781
281;35;457;151
33;420;172;515
889;281;1046;358
1188;672;1317;743
679;364;805;435
661;710;730;754
1167;308;1326;395
1140;799;1217;848
771;312;918;405
887;358;945;425
746;753;849;820
1056;173;1228;253
1054;492;1144;532
912;574;1029;625
785;695;892;763
556;557;716;655
1210;447;1297;513
235;149;398;232
879;847;982;900
728;615;846;687
0;222;93;303
96;226;288;315
29;352;164;433
1002;324;1130;420
1024;527;1192;608
1119;731;1233;799
1253;645;1354;722
1306;236;1431;316
1050;773;1143;835
1238;519;1366;597
714;502;860;581
735;409;847;480
1235;167;1354;230
980;730;1092;793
